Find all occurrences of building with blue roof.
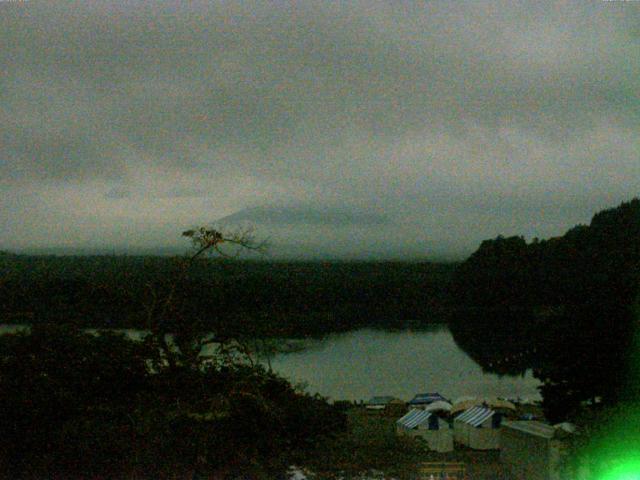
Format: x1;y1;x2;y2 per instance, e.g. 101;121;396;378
396;408;453;452
453;405;503;450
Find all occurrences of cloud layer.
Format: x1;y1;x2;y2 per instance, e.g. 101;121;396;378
1;1;639;258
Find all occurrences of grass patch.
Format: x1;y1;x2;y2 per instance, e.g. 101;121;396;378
295;408;427;479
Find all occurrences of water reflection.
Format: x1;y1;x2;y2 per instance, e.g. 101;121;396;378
269;328;541;402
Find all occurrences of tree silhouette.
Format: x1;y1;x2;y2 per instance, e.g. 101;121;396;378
449;198;640;421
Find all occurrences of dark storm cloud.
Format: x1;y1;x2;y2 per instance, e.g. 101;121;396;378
1;1;638;256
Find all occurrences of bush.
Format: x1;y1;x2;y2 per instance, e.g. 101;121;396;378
0;324;346;479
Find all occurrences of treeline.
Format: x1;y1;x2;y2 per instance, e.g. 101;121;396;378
449;198;640;421
0;256;455;336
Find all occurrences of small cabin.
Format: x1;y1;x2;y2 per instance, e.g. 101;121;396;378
365;396;405;416
453;405;503;450
396;409;453;452
500;421;574;480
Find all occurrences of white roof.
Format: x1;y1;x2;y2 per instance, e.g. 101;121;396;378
425;400;453;412
554;422;577;434
502;420;555;439
504;420;577;439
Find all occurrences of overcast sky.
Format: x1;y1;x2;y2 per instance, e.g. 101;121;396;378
1;1;638;259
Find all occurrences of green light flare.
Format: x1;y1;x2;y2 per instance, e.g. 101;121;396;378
579;301;640;480
599;458;640;480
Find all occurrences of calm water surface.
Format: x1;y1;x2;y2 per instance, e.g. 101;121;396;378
0;324;541;402
269;326;541;402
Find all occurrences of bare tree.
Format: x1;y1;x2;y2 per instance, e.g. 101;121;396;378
143;226;267;370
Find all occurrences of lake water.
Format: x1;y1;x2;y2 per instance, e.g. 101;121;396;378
268;326;541;402
0;324;541;403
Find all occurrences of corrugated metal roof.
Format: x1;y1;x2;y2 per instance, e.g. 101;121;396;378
397;409;433;430
455;406;494;427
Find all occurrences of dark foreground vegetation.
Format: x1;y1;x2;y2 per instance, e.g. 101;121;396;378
0;323;347;479
0;256;454;336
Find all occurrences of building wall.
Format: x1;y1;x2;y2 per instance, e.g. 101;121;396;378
396;422;454;453
421;429;454;452
469;427;500;450
453;420;470;445
454;419;500;450
500;427;550;480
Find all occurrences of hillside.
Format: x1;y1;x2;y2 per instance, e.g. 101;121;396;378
449;198;640;420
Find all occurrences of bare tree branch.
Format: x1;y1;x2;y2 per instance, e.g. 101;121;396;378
144;225;267;370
